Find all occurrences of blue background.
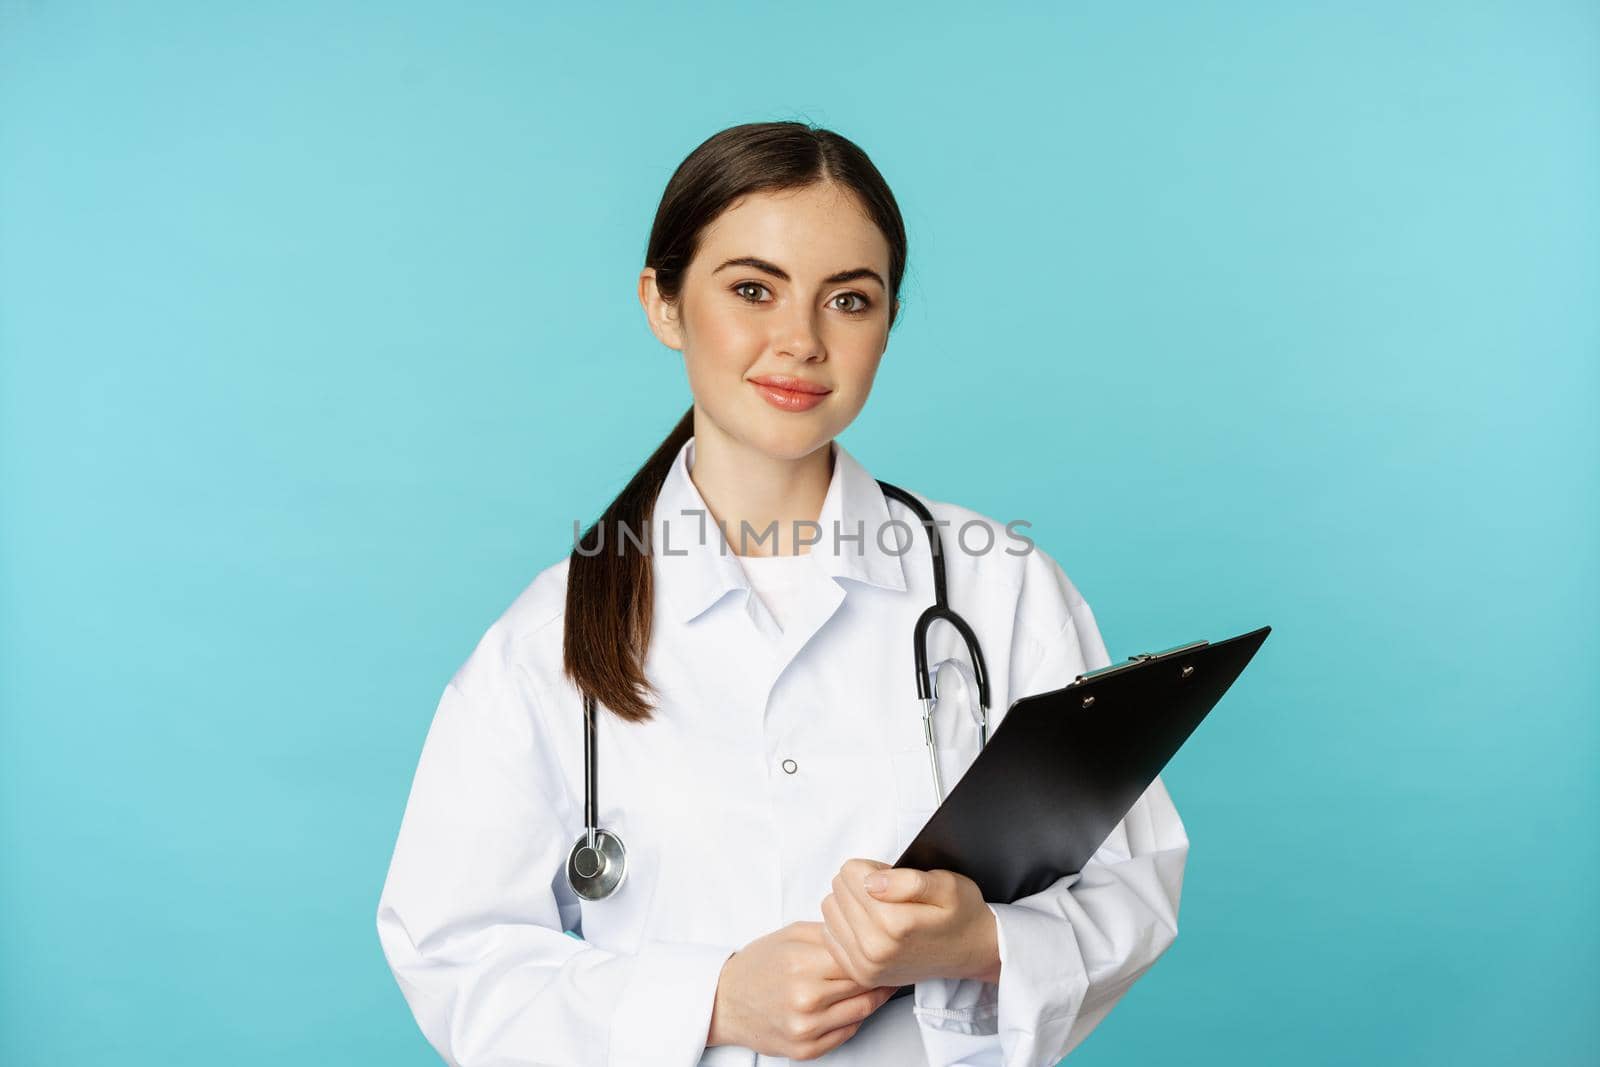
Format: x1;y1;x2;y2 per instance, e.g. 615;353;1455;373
2;2;1595;1063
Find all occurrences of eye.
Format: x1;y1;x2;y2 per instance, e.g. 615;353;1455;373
733;281;771;303
831;292;873;315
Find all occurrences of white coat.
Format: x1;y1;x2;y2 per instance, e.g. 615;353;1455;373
376;435;1189;1066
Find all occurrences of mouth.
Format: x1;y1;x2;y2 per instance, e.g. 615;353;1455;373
748;375;832;396
749;374;832;412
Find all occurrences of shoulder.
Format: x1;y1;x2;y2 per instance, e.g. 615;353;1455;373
898;486;1102;666
502;554;572;642
902;489;1088;616
446;555;572;699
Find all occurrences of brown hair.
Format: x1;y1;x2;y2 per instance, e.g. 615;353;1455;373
561;121;909;723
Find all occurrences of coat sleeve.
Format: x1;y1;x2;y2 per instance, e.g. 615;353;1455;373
375;622;734;1066
913;553;1190;1066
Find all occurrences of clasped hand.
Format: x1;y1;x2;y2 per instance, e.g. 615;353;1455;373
706;859;1001;1059
819;857;1001;988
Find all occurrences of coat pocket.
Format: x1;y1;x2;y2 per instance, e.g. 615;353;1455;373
889;734;982;858
886;657;988;858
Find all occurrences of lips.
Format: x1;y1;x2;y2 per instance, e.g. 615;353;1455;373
748;375;832;395
750;375;831;412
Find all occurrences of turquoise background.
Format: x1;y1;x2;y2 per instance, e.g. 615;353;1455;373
2;2;1595;1063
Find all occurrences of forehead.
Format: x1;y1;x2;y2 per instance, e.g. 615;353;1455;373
694;183;890;277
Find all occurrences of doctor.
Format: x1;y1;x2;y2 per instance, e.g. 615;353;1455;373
376;121;1188;1066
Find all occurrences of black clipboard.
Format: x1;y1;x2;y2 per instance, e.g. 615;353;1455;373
880;623;1271;1003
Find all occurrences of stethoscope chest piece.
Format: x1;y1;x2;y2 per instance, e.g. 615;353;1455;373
566;828;627;901
569;693;629;900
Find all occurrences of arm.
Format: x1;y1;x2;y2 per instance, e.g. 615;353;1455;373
375;626;732;1066
912;560;1190;1066
978;776;1188;1064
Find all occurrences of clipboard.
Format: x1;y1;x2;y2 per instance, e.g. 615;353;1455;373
880;623;1271;1003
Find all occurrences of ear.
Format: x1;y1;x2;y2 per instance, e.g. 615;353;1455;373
638;268;685;351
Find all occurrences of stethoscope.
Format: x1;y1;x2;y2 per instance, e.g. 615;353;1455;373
566;480;992;901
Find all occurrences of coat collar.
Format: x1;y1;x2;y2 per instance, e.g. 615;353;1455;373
651;435;909;624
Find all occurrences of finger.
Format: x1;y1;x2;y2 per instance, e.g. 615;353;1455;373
808;955;871;1005
820;891;868;979
834;874;906;977
797;1020;864;1062
791;921;877;1001
837;858;890;893
864;867;936;905
793;987;895;1058
812;983;894;1036
832;869;885;933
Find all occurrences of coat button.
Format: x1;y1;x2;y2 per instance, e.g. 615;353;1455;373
781;758;798;774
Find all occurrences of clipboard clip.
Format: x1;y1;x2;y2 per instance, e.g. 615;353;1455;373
1074;639;1210;685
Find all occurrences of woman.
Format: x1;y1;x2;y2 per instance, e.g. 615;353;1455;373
376;122;1188;1066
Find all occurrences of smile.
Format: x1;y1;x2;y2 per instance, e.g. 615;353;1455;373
749;376;831;412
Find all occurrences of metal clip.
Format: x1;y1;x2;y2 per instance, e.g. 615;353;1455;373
1075;639;1210;685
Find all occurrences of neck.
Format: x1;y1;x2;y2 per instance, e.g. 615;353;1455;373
687;419;834;557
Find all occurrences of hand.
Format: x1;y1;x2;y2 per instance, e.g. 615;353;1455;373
706;921;899;1060
819;858;1002;989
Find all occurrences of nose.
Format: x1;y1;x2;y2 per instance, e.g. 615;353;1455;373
775;304;826;362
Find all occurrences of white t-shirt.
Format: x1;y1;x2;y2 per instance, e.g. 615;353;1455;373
735;550;815;634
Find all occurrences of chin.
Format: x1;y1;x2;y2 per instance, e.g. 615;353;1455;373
742;421;835;462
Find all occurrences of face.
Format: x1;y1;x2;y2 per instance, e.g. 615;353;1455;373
640;181;898;462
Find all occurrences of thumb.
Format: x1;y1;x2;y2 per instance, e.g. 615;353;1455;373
864;867;931;903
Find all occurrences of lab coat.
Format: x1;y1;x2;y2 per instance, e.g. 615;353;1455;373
376;435;1188;1066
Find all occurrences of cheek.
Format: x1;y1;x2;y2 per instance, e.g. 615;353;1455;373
683;311;763;387
688;299;763;356
833;320;886;368
831;346;886;406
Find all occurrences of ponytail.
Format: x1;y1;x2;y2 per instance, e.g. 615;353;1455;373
561;406;694;722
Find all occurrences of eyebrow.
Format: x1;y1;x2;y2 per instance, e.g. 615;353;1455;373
712;256;886;290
